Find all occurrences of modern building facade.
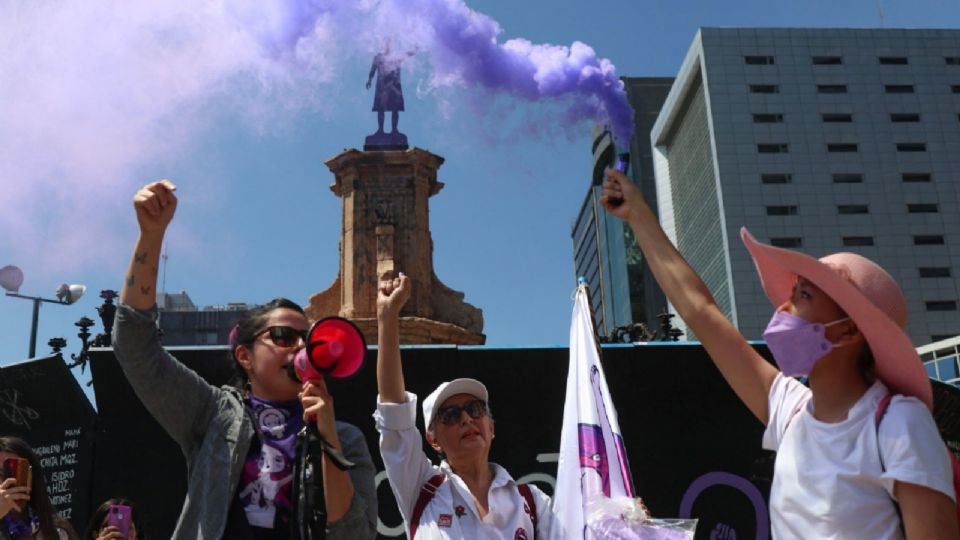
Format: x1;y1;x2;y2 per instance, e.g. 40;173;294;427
572;77;673;339
157;290;251;346
651;28;960;344
920;335;960;387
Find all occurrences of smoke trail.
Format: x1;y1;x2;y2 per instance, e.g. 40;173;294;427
0;0;632;276
259;0;635;143
416;0;634;144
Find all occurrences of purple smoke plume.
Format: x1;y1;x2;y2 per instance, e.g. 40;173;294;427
263;0;635;143
0;0;633;276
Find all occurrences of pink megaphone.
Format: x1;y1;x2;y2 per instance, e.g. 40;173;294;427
291;317;367;382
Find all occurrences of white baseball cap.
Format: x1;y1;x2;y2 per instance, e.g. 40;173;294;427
422;378;489;430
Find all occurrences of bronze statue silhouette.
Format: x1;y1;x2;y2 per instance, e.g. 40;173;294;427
364;39;414;150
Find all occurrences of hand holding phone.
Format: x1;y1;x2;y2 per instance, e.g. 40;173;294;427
1;457;31;512
107;504;132;539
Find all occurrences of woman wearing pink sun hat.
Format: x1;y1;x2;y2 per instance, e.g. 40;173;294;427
601;169;957;539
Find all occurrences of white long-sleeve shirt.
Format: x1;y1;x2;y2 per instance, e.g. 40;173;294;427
374;392;563;539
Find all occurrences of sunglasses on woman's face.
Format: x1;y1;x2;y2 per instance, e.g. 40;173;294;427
257;326;307;348
435;399;488;426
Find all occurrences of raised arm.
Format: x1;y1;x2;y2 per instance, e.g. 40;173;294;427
376;274;411;403
113;180;223;453
601;169;778;424
120;180;177;309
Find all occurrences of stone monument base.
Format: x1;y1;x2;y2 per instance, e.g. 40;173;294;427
364;130;408;151
351;316;485;346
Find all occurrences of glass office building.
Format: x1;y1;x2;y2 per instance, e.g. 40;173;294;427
572;78;673;339
651;28;960;344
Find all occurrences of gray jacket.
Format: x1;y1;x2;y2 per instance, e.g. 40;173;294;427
113;304;377;539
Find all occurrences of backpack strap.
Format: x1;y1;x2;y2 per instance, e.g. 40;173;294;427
518;484;538;538
409;474;445;539
877;394;960;529
875;394;906;535
409;475;540;538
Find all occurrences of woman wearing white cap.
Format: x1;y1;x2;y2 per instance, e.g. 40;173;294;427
373;274;561;539
601;169;957;538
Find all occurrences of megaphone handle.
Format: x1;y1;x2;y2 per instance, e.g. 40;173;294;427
308;423;357;471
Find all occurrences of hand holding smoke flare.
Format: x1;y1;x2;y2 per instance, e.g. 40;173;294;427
606;153;630;207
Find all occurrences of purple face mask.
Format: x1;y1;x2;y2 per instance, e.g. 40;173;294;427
762;311;850;377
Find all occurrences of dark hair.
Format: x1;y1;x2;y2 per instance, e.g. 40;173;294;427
228;298;306;388
0;436;59;540
83;498;144;540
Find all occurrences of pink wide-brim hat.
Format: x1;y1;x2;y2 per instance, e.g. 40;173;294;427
741;227;932;410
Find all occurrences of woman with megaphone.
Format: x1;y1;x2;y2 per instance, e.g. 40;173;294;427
375;274;562;539
112;180;377;540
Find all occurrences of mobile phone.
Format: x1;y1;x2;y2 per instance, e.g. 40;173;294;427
107;504;132;538
1;457;31;511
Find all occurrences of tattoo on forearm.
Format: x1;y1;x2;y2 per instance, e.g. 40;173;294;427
126;275;135;287
134;251;148;264
140;285;152;295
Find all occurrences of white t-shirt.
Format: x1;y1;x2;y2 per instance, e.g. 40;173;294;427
374;392;561;539
763;373;955;539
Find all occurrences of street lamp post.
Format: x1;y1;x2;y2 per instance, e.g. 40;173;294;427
1;265;86;359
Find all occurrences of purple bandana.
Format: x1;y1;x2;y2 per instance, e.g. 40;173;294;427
239;395;304;529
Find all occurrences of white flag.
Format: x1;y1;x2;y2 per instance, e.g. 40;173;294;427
553;284;635;538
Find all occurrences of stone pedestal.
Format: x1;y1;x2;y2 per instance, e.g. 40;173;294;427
307;147;485;345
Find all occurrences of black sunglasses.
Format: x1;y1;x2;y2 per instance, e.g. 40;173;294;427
257;326;307;348
434;399;488;426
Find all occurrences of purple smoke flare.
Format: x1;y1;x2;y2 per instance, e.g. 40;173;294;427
1;0;634;275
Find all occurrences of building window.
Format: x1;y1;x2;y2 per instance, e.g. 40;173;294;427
766;205;798;216
885;84;915;93
843;236;875;246
947;57;960;65
952;85;960;94
890;113;920;122
896;142;926;152
926;301;958;311
745;55;775;65
761;173;792;184
812;56;843;65
770;237;802;248
822;113;853;122
753;113;784;123
838;204;869;214
817;84;847;94
902;173;932;183
749;84;779;94
832;173;863;183
758;144;789;153
879;56;909;65
827;143;858;152
908;203;939;213
919;267;952;278
914;235;945;245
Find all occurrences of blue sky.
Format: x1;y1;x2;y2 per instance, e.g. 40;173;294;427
2;0;958;391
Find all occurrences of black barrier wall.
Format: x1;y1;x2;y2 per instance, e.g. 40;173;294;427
86;343;778;540
8;345;960;538
0;356;97;530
